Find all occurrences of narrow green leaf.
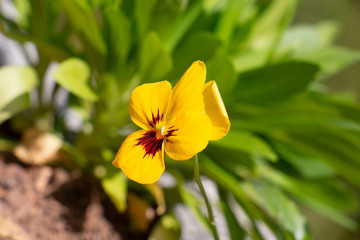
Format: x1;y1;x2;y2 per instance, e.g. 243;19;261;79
261;166;358;230
234;61;320;104
253;181;306;240
61;0;107;54
134;0;156;41
0;66;38;110
215;0;253;45
14;0;31;28
198;153;262;220
139;32;173;82
54;58;98;101
206;130;277;170
169;32;222;82
162;0;203;53
270;137;335;178
206;50;236;94
219;189;247;240
105;7;131;73
172;171;212;231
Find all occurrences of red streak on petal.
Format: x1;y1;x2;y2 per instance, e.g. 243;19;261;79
165;126;179;138
135;131;164;158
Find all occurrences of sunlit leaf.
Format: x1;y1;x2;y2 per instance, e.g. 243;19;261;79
0;65;38;110
300;47;360;78
53;58;98;101
101;170;128;212
0;94;30;125
278;22;339;57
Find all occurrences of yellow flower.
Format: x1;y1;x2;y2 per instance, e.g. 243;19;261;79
112;61;230;184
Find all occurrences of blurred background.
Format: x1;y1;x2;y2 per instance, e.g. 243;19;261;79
295;0;360;98
0;0;360;239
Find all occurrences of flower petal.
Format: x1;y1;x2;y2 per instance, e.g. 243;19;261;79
130;81;172;130
203;81;230;140
113;130;165;184
167;61;206;120
165;111;212;160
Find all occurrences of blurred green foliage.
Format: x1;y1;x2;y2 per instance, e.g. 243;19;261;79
0;0;360;239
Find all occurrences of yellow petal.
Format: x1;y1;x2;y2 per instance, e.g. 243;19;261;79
165;111;212;160
167;61;206;120
203;81;230;140
113;130;165;184
129;81;172;130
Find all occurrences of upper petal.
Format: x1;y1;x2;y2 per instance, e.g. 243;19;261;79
113;130;165;184
164;111;212;160
167;61;206;120
130;81;172;130
203;81;230;140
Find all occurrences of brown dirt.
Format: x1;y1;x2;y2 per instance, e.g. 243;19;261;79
0;153;146;240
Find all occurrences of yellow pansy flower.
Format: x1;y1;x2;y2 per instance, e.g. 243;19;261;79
112;61;230;184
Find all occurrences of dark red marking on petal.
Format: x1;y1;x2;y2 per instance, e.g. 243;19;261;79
135;131;164;158
165;126;179;138
147;119;155;128
147;109;163;129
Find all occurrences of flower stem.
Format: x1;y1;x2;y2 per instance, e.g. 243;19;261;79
193;154;220;240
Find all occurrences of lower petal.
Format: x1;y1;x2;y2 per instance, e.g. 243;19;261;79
113;130;165;184
203;81;230;140
165;111;211;160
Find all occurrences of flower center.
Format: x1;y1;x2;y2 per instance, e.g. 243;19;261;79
160;125;166;136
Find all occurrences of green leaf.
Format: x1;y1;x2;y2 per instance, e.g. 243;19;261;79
246;0;298;50
232;50;268;73
161;0;203;53
139;32;173;82
268;132;360;187
233;61;320;104
270;137;335;178
54;58;98;101
169;32;222;82
198;153;262;220
105;7;131;73
0;94;30;125
14;0;31;28
149;213;181;240
299;47;360;78
101;170;128;212
61;0;107;54
215;0;253;45
278;22;339;57
0;66;38;110
219;189;247;240
253;181;306;240
206;130;277;169
134;0;156;41
261;167;358;230
172;170;212;231
232;117;360;134
206;50;236;94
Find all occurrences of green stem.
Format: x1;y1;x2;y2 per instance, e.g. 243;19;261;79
193;154;220;240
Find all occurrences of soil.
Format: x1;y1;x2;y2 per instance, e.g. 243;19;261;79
0;153;147;240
